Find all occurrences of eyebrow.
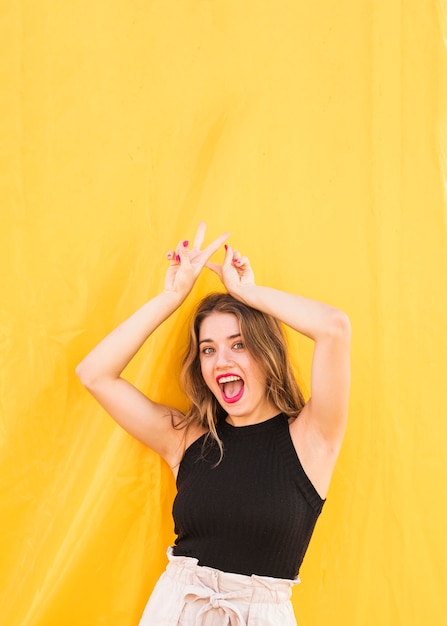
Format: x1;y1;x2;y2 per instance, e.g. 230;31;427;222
199;333;241;345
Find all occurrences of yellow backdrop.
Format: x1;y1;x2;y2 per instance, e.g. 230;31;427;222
2;1;447;624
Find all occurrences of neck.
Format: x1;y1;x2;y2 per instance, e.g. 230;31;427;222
226;403;279;427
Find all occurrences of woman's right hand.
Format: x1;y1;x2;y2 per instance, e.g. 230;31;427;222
163;222;229;300
76;222;227;465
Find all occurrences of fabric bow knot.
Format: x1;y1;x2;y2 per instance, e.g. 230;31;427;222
184;584;252;625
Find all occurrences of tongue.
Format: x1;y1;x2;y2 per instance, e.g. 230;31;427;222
223;380;243;399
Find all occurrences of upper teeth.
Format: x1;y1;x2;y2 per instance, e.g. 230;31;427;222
219;375;241;384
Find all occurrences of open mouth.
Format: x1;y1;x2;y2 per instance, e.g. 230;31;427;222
217;374;245;404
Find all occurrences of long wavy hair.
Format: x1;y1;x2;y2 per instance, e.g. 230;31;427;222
178;293;306;460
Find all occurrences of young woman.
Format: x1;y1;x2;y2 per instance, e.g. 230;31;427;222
76;222;351;625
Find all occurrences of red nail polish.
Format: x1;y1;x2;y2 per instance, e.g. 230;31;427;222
224;245;228;250
183;240;189;247
176;254;180;262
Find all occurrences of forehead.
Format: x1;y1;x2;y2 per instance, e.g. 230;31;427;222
199;312;240;340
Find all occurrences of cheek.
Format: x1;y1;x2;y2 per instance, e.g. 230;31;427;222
199;360;213;385
251;363;268;386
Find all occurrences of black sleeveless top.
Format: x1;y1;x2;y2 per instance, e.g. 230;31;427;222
172;414;325;579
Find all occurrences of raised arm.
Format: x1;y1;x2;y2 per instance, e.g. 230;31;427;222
76;223;228;468
208;244;351;497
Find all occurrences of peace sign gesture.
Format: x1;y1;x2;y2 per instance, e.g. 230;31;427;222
164;222;229;300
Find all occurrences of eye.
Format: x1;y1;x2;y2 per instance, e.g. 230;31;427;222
232;341;244;350
201;346;215;355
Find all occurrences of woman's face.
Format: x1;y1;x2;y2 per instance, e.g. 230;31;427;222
198;312;278;425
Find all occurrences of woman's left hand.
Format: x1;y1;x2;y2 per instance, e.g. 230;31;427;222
207;244;256;297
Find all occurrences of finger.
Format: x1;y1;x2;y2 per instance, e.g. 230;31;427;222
234;255;250;268
231;249;242;265
175;239;189;252
208;244;231;276
206;261;223;278
174;239;191;265
192;221;207;250
166;250;177;264
222;243;233;267
201;232;230;261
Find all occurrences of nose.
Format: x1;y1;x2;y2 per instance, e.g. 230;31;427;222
215;346;234;369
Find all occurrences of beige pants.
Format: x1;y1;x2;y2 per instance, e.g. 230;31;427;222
138;548;299;625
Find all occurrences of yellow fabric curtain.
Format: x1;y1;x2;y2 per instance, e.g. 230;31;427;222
2;1;446;624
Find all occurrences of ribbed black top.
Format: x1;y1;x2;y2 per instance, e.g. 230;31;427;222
172;413;325;579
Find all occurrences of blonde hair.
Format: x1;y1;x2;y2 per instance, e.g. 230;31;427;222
177;293;306;459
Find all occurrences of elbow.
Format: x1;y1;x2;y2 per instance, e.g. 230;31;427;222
76;360;118;390
75;361;89;387
75;361;97;389
326;309;351;342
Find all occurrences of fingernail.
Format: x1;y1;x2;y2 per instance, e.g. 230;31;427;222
224;245;228;250
176;254;181;262
183;240;189;247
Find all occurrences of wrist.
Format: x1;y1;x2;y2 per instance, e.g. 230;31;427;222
160;287;189;309
227;283;258;305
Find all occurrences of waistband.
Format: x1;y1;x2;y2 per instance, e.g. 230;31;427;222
166;547;300;605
